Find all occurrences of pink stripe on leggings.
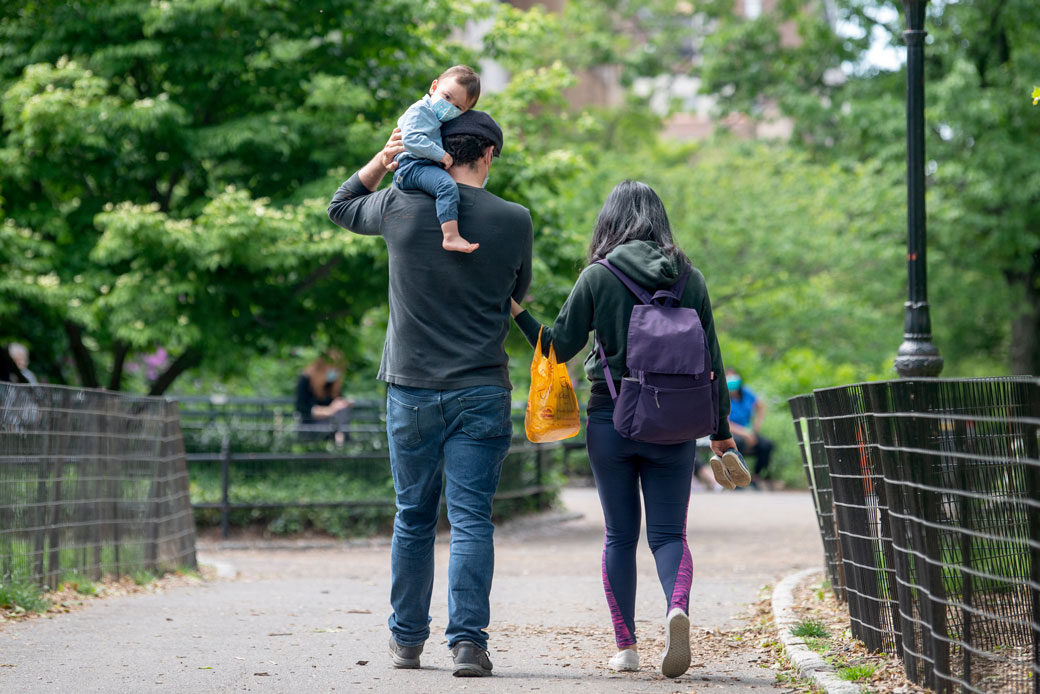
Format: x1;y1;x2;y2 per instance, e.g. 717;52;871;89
601;536;635;648
669;493;693;614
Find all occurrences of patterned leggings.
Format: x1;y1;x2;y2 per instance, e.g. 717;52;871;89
585;409;696;649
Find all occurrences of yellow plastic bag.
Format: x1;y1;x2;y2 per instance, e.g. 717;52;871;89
525;328;581;443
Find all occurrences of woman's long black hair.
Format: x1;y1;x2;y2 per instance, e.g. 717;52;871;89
587;180;689;267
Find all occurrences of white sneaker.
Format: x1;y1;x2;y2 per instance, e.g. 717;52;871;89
709;448;751;489
721;448;752;487
709;454;735;489
660;608;691;678
608;648;639;672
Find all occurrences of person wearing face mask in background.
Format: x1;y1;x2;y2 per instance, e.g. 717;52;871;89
724;367;774;488
295;353;353;446
394;65;482;254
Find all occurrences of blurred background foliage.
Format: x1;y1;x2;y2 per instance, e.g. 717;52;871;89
1;0;1034;488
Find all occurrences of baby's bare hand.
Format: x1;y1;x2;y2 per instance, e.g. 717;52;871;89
441;153;454;170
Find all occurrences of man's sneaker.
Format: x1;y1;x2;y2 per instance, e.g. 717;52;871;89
388;635;423;669
608;648;640;671
451;640;493;677
660;607;691;678
709;448;752;489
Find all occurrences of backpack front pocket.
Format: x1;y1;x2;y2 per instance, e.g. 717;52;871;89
615;377;716;444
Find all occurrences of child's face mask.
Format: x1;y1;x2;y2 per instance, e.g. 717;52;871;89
430;93;462;122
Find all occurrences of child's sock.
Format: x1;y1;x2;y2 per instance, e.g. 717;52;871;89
441;220;479;253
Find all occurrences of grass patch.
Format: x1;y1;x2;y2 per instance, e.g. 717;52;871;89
66;579;99;596
837;663;877;681
0;577;50;613
790;618;830;639
802;636;830;653
130;570;158;586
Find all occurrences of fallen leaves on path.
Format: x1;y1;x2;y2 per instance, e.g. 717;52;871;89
785;572;930;694
0;567;215;630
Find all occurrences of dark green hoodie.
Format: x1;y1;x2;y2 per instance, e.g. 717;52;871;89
514;240;731;440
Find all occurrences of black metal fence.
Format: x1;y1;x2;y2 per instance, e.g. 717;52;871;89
788;393;845;602
170;396;563;537
815;383;902;655
789;377;1040;693
0;384;197;589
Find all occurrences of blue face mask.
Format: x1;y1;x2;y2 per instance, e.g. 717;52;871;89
326;369;339;383
726;377;742;392
430;93;462;122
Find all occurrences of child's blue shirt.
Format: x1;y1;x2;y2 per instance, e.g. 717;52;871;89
396;95;446;164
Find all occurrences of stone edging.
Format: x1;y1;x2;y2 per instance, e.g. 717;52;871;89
772;567;863;694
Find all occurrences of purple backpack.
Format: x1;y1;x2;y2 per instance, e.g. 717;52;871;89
595;259;719;444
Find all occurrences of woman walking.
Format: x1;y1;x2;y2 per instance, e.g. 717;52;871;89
511;181;739;677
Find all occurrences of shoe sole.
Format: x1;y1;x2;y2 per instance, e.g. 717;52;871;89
389;652;420;669
608;652;640;672
609;663;640;672
661;608;691;678
388;640;420;669
709;456;736;490
452;664;492;677
721;450;751;488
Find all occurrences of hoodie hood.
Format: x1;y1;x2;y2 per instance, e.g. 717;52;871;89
603;240;684;291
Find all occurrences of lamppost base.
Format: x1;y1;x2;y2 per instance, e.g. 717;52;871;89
894;338;944;377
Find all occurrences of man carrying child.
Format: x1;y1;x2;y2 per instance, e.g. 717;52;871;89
328;108;532;677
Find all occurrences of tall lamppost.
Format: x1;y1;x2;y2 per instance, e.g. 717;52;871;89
894;0;943;377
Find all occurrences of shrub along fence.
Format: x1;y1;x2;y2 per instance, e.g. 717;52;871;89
0;384;197;590
170;395;564;538
789;377;1040;694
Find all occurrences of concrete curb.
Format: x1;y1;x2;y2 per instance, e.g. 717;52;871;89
772;567;863;694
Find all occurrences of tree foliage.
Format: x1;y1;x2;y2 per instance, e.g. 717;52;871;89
0;0;482;391
699;0;1039;375
1;0;1025;400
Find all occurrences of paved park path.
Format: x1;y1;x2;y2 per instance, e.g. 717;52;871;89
1;488;822;693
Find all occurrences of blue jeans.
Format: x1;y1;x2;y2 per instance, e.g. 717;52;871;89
394;158;459;225
385;384;512;650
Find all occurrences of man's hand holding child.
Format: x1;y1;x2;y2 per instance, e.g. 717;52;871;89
382;128;405;171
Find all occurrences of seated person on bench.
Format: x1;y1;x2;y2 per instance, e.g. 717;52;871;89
725;368;773;488
295;353;353;446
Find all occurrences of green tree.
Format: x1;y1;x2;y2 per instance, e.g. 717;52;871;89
699;0;1039;375
0;0;482;392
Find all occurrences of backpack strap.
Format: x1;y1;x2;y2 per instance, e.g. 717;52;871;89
595;334;618;401
597;260;691;307
594;260;653;304
592;261;693;400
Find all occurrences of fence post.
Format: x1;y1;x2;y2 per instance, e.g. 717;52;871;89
220;436;231;539
1025;383;1040;694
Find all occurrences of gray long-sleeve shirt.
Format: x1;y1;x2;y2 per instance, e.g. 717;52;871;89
328;173;533;390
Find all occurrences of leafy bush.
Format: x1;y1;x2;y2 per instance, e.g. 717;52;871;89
0;577;49;613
